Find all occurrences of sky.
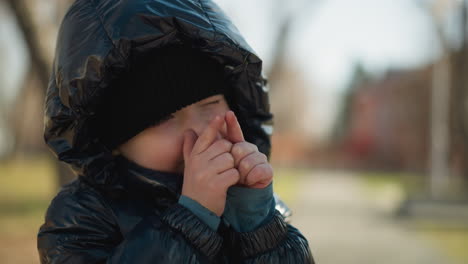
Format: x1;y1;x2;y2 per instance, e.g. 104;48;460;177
216;0;443;88
215;0;449;139
0;0;459;154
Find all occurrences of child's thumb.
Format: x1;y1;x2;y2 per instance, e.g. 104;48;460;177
183;129;198;160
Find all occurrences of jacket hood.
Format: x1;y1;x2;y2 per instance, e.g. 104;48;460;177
44;0;273;190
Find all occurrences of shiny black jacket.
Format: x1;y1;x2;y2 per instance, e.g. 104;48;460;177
38;0;314;263
38;155;313;263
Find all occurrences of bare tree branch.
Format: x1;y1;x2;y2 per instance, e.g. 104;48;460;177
5;0;76;187
5;0;50;90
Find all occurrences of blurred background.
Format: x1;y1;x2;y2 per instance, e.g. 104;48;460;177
1;0;468;263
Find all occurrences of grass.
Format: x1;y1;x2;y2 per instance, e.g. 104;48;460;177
0;156;57;264
359;171;425;194
358;171;468;264
420;227;468;263
272;166;308;205
0;156;56;236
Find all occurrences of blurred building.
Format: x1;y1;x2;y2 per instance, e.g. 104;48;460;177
333;49;468;194
340;65;432;172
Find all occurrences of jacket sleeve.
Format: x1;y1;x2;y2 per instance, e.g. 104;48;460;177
226;210;315;264
37;189;222;264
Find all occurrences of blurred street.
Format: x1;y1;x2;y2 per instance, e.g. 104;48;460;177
290;171;455;264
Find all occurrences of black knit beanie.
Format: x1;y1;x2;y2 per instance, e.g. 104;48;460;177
92;47;227;150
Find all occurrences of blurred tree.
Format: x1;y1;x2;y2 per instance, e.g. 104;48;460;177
331;63;372;144
449;1;468;193
267;0;322;140
5;0;50;90
5;0;75;187
426;0;468;197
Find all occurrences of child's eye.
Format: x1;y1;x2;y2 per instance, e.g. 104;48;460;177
203;100;220;106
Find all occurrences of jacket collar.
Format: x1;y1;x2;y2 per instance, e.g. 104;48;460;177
115;155;183;199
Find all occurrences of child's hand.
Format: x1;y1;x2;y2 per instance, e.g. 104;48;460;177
181;115;239;216
224;111;273;189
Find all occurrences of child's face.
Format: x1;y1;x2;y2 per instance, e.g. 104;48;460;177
118;94;230;174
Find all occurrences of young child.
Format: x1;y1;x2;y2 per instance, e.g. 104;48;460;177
38;0;314;263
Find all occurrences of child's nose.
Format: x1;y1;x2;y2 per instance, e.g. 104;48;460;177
189;118;205;137
191;125;223;140
188;116;225;140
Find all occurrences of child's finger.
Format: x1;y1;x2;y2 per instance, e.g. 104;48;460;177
219;121;228;139
225;111;244;143
231;142;258;167
237;152;268;184
209;152;235;174
183;129;198;161
192;115;225;155
204;139;233;161
245;163;273;188
215;168;240;191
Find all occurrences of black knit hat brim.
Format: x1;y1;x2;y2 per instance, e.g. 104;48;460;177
91;46;226;150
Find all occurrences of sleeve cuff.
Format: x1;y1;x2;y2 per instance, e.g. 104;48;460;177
223;182;276;232
178;195;220;231
229;210;288;258
161;203;223;259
